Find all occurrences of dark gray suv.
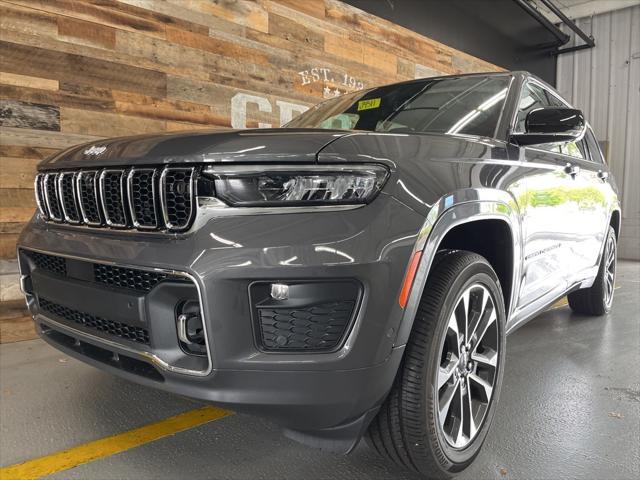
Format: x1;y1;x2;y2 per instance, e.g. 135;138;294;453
18;71;620;477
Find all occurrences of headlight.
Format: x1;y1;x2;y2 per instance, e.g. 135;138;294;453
202;165;388;207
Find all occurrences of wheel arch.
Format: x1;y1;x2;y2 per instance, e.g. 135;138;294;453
438;219;515;314
610;209;621;240
394;190;522;347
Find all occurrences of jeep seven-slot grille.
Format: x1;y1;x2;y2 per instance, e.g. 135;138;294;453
39;297;150;345
35;167;196;232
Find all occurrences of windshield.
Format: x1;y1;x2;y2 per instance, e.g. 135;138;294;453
286;75;511;138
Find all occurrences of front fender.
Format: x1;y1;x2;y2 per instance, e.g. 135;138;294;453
394;188;523;346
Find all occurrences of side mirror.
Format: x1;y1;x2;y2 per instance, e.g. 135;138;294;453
510;107;585;146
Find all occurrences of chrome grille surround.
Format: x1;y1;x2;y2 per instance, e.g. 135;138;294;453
159;167;196;232
76;170;102;226
99;169;128;228
127;168;159;230
35;167;197;232
58;172;82;224
34;174;48;220
43;172;63;222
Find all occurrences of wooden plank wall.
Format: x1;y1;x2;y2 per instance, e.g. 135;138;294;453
0;0;501;301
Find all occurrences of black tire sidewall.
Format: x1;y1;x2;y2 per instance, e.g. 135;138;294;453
423;260;507;471
602;227;617;313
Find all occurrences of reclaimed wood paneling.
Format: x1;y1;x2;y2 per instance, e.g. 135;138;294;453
0;99;60;130
0;0;501;293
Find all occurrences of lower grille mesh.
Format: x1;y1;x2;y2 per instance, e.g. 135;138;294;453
94;264;171;292
25;251;178;293
39;297;150;345
29;251;67;276
258;301;355;351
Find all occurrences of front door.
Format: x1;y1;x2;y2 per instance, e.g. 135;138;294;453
514;81;578;309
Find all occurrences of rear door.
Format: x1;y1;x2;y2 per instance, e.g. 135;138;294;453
574;127;617;274
551;132;599;280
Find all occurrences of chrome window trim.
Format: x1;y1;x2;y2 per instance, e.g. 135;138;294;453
99;169;129;228
491;75;515;141
57;172;82;225
21;247;213;377
34;174;48;219
43;173;63;222
76;170;103;226
127;168;159;230
159;166;196;232
582;124;607;165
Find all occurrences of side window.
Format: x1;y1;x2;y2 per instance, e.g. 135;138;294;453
516;82;566;155
585;128;605;164
515;83;551;132
561;139;588;159
543;90;566;107
516;81;587;159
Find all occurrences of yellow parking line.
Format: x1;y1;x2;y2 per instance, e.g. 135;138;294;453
0;406;233;480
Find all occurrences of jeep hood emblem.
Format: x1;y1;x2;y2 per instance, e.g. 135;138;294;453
84;145;107;156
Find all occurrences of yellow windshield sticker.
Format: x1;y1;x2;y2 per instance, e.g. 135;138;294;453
357;98;381;111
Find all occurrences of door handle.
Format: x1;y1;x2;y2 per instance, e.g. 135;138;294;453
564;163;580;177
597;170;610;181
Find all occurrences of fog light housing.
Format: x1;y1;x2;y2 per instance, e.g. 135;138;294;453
250;280;362;352
176;300;206;355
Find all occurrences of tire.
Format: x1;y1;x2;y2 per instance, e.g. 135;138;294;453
568;226;617;315
368;250;506;478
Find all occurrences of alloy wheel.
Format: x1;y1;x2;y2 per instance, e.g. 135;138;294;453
436;283;499;449
604;235;616;308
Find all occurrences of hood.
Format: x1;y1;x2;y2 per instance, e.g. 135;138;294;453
39;128;349;170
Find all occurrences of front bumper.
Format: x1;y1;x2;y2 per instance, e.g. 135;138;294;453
18;193;424;441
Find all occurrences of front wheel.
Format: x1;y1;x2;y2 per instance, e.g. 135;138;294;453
368;250;506;478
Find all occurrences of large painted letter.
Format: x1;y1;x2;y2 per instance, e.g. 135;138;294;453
231;93;272;129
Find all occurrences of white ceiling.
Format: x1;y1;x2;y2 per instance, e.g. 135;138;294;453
532;0;640;22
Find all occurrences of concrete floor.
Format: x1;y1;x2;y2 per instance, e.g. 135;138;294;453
1;261;639;480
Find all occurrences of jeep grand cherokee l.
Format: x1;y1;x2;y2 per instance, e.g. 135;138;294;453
18;72;620;478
